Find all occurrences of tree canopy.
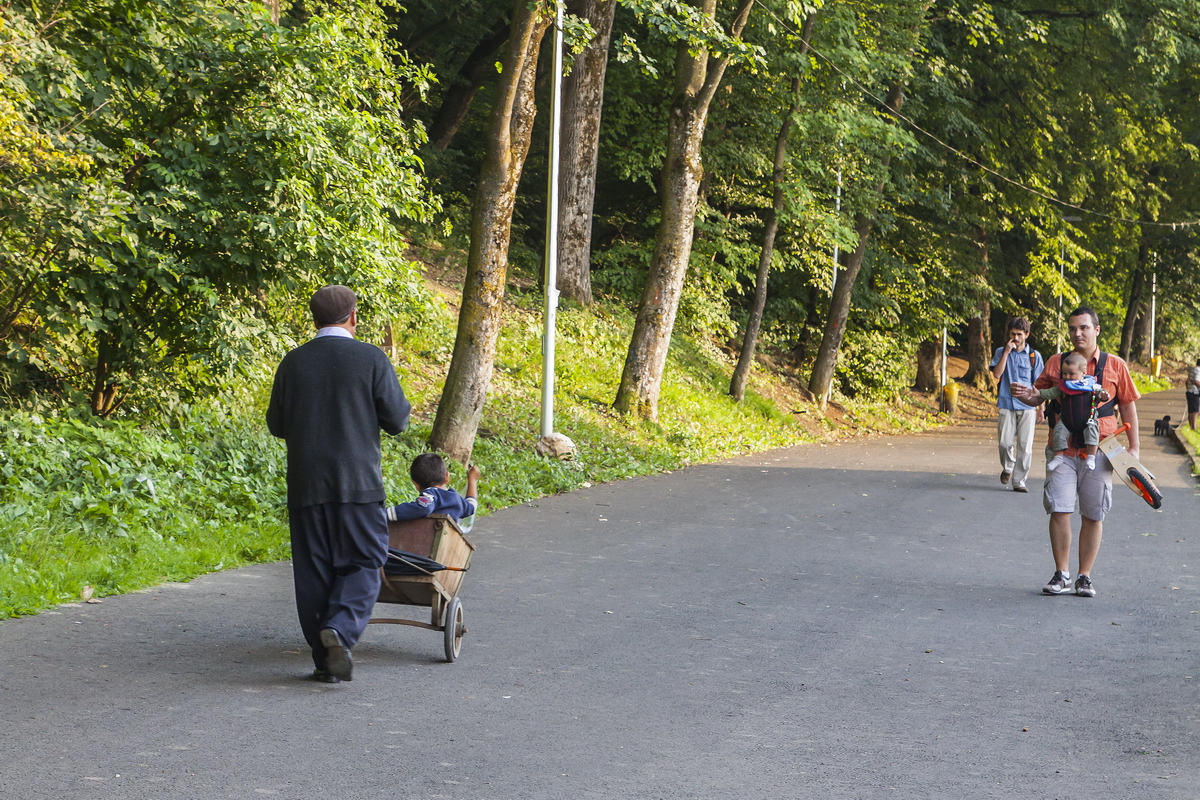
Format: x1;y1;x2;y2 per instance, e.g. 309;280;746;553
3;0;1199;446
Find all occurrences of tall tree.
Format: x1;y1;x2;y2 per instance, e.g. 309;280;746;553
556;0;618;304
808;83;905;406
960;226;992;390
1119;239;1150;361
730;14;815;402
429;0;552;461
427;19;511;151
614;0;754;419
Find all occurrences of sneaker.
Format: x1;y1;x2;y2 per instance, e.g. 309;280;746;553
1013;485;1028;493
1075;575;1096;598
1043;570;1071;595
1001;470;1012;485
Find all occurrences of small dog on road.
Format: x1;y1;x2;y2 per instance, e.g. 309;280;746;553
1154;415;1172;436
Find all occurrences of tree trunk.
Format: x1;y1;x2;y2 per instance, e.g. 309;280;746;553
961;226;992;390
790;284;821;368
428;0;551;462
90;332;122;416
962;309;991;389
1119;241;1147;361
614;0;754;419
914;338;941;392
382;322;397;362
729;15;815;402
427;20;511;151
555;0;617;304
807;84;905;407
1134;302;1152;364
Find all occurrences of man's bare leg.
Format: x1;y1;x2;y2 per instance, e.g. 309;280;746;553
1049;512;1073;573
1077;516;1103;576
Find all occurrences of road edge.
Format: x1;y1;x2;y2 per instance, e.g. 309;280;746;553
1168;425;1200;478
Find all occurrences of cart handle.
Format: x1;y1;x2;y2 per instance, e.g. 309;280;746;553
1113;422;1131;436
386;552;469;576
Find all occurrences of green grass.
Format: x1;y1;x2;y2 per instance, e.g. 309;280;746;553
1131;372;1172;394
1178;424;1200;475
0;400;291;617
0;293;944;618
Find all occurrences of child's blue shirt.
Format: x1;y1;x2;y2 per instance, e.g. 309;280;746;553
387;486;477;523
1062;375;1101;393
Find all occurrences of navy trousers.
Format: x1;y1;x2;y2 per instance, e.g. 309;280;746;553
289;502;387;668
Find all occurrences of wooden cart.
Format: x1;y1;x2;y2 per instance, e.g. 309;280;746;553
368;513;475;661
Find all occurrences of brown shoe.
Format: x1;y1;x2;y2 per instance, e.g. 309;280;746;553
1001;470;1012;485
1013;485;1028;493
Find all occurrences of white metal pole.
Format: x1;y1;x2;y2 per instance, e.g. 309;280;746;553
940;325;948;406
1058;244;1064;353
1150;269;1157;357
832;166;842;293
539;0;564;439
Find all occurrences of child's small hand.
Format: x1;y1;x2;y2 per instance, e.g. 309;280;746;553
467;464;481;481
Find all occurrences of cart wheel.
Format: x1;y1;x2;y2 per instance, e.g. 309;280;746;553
443;597;465;662
1127;467;1163;510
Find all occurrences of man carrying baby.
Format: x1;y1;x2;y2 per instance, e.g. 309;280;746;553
1010;307;1140;599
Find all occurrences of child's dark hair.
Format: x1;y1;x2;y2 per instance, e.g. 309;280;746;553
410;453;448;489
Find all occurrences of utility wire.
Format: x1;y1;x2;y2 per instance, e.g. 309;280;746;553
752;0;1200;229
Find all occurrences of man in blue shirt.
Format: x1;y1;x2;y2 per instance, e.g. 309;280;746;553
989;316;1044;493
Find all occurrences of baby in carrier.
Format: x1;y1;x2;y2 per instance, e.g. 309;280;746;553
1039;352;1111;472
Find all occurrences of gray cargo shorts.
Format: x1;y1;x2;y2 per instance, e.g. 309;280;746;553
1043;449;1113;520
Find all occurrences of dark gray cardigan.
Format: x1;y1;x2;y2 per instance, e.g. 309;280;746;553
266;336;411;507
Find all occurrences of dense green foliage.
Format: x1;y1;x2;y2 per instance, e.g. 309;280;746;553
2;0;437;414
405;0;1200;397
6;0;1199;410
0;395;289;616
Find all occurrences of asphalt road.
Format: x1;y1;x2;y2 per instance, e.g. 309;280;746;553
2;390;1197;800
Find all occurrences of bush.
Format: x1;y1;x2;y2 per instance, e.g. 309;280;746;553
0;402;289;616
835;330;918;400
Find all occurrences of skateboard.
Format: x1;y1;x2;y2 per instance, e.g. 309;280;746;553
1097;423;1163;509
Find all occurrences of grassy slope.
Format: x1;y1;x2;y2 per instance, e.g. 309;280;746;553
0;285;946;618
1179;424;1200;474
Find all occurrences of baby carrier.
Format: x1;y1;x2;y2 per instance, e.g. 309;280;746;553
1046;352;1117;448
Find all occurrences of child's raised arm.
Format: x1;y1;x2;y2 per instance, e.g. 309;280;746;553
465;464;481;499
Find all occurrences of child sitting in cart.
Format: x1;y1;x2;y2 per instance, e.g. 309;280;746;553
388;453;480;526
1038;352;1111;472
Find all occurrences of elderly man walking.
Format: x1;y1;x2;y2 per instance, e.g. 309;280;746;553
990;316;1044;493
267;286;411;682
